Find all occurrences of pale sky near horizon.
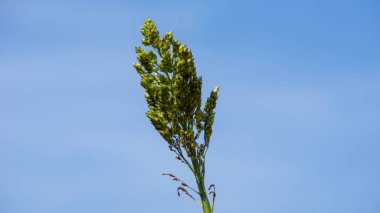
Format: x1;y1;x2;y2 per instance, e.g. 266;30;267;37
1;0;379;212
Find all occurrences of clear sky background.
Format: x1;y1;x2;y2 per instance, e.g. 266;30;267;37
1;0;379;212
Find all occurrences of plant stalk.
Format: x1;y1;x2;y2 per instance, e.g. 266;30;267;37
192;159;212;213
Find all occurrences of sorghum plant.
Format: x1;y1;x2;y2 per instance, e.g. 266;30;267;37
133;19;219;213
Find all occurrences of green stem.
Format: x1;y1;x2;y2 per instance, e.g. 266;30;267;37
192;159;212;213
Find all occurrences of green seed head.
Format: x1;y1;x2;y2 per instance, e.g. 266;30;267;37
133;18;219;161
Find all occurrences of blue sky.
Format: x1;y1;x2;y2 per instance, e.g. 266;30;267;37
0;0;379;212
